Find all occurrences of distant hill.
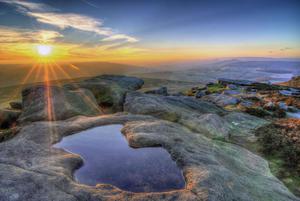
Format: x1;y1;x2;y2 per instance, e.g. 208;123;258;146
280;76;300;88
135;60;300;84
0;61;151;88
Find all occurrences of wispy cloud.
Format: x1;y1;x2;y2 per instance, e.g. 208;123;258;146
102;34;138;43
1;0;138;44
0;27;63;43
28;12;113;36
0;0;57;12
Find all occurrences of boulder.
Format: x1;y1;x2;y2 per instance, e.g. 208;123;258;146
240;100;254;108
0;109;21;128
195;90;206;98
227;84;238;90
202;94;240;107
223;89;241;95
278;102;288;111
19;85;100;122
145;86;168;96
9;101;22;110
65;75;144;111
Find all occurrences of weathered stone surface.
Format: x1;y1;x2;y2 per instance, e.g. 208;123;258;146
224;112;269;143
0;114;298;201
240;100;254;108
124;92;269;142
19;85;100;122
180;113;230;139
9;101;22;110
124;92;228;136
202;94;240;107
65;75;144;111
125;92;225;117
145;86;168;96
0;109;20;128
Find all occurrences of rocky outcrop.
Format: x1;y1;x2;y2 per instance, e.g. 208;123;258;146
124;92;225;118
202;93;240;107
218;78;282;90
185;77;299;119
0;109;21;128
124;92;268;141
19;85;100;122
218;78;256;86
65;75;144;111
279;89;300;97
145;86;168;96
0;114;298;201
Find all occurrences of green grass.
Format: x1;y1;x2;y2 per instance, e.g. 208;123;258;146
266;155;300;196
239;136;300;197
207;83;226;94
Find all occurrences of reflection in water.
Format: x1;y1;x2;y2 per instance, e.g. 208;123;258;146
54;125;185;192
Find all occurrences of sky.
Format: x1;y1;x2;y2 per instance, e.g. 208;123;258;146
0;0;299;65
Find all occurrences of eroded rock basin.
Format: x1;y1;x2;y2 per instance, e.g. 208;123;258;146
54;124;185;192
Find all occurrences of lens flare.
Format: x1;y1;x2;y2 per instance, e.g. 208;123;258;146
37;45;52;56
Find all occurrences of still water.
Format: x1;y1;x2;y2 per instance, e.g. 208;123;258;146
54;125;185;192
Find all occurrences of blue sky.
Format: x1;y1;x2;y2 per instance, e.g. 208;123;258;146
0;0;299;64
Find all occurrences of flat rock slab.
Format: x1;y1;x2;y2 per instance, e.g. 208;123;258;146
0;114;298;201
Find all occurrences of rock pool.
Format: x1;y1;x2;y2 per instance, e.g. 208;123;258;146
54;124;185;192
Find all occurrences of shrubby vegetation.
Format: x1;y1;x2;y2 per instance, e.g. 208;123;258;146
256;119;300;196
206;83;226;94
256;119;300;169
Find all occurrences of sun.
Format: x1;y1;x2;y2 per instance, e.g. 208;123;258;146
37;45;52;56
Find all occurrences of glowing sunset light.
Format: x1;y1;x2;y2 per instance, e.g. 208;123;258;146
37;45;52;56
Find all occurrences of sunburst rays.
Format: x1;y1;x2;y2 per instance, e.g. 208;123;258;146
7;59;102;123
